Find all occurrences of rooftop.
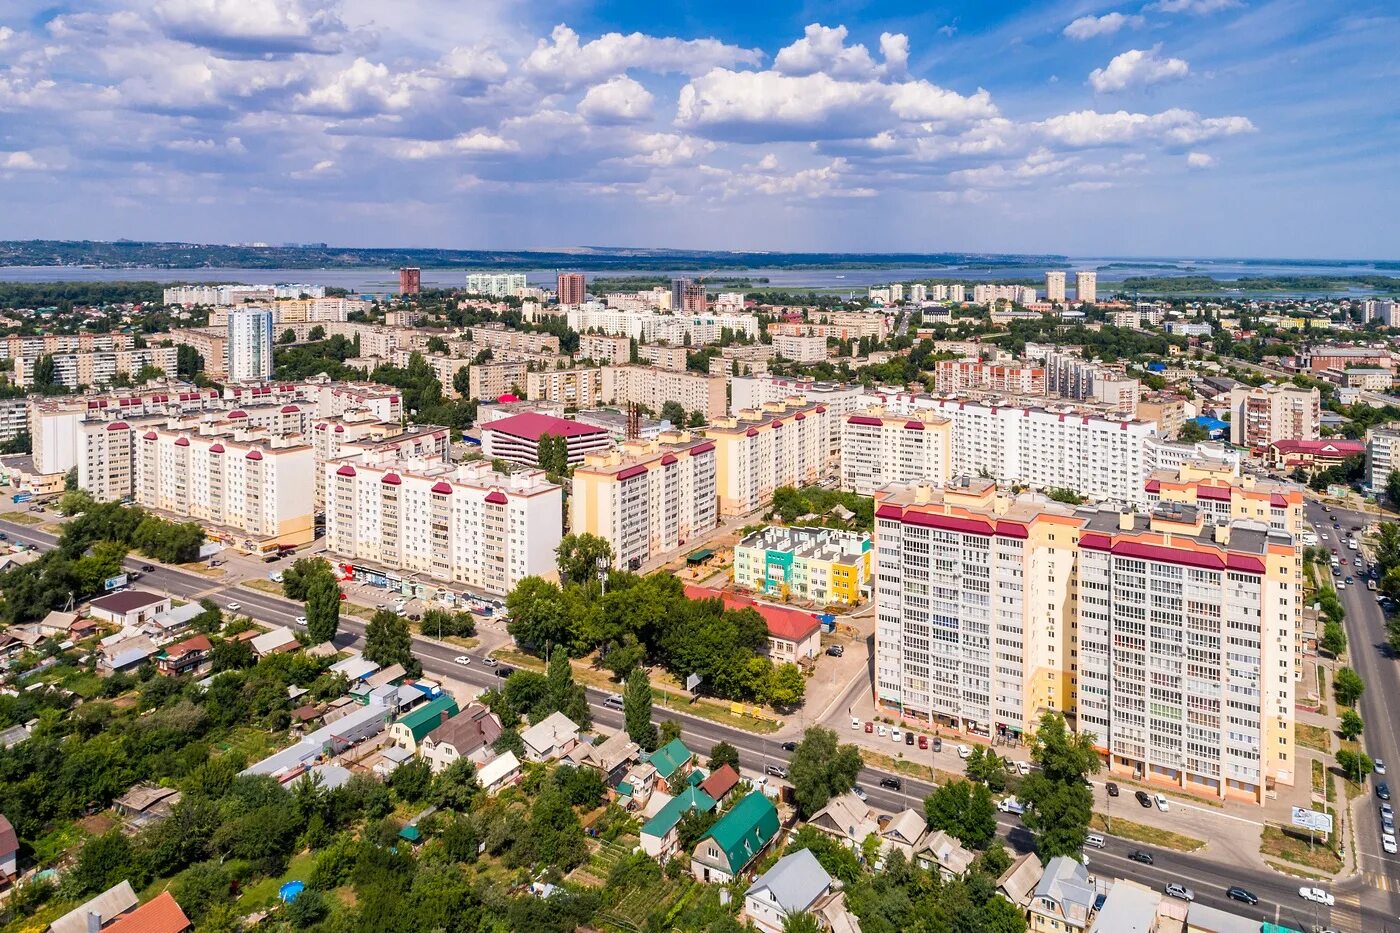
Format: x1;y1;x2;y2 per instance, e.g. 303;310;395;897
738;525;870;566
683;585;820;643
89;590;167;615
483;412;607;441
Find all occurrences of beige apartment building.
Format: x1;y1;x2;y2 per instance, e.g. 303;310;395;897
526;368;604;407
601;366;727;421
15;347;179;389
840;408;952;496
706;398;831;516
570;432;718;570
1136;395;1186;439
165;328;229;379
771;334;828;363
578;333;632;366
468;361;528;401
1;333;134;359
470;325;560;355
637;344;689;371
1227;383;1320;449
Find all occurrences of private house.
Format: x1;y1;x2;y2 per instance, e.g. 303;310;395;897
912;829;975;880
104;891;192;933
691;791;780;884
998;853;1045;908
419;702;502;772
0;724;30;750
699;763;741;804
478;750;522;794
878;809;930;864
743;848;837;933
38;610;80;639
156;635;212;677
49;880;140;933
640;785;716;862
250;626;299;658
388;694;460;755
241;703;391;780
1029;856;1097;933
143;603;204;644
114;784;182;831
99;635;158;676
1184;900;1255;933
617;762;660;811
1089;879;1160;933
806;792;879;851
647;737;695;792
0;814;16;883
566;730;641;782
521;711;580;763
88;590;171;627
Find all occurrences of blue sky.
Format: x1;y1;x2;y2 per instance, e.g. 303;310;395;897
0;0;1395;258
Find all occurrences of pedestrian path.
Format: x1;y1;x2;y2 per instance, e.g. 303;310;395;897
1330;888;1362;931
1360;869;1399;892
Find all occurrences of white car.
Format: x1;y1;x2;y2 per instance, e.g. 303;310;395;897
1376;758;1387;775
1299;887;1335;907
852;785;868;801
453;655;471;666
1155;793;1170;812
226;602;242;612
878;725;887;737
891;727;902;743
957;744;971;760
851;717;861;730
1384;834;1398;855
1018;761;1030;775
482;657;498;667
294;616;307;626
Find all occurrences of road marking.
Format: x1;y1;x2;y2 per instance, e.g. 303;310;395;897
1330;889;1362;931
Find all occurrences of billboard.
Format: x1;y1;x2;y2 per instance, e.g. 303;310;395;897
1290;807;1333;834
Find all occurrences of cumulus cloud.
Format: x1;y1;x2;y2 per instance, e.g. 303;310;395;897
1090;46;1190;92
1;151;44;170
578;76;654;124
439;45;509;85
523;24;761;89
1063;12;1144;40
151;0;347;55
292;58;435;115
624;132;716;167
397;132;519;160
0;26;13;46
1186;150;1216;168
1036;107;1254;146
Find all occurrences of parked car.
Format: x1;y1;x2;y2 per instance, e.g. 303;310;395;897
1226;887;1258;905
1384;834;1398;855
1375;758;1387;775
877;725;887;737
1085;833;1106;849
765;764;789;779
826;644;844;657
1105;782;1120;797
1135;791;1153;808
1155;793;1170;812
1017;761;1030;775
891;727;901;743
1164;883;1195;902
1299;887;1335;907
956;744;971;759
852;785;868;801
880;777;902;790
904;730;915;746
918;735;928;750
932;738;942;753
865;722;874;734
1378;782;1392;801
998;797;1026;815
1129;850;1155;865
851;717;861;730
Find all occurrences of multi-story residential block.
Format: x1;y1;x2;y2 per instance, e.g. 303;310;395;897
766;314;887;341
525;368;604;408
0;398;27;441
578;333;632;366
310;421;450;509
1045;271;1066;303
570;432;718;570
468;361;528;401
1227;384;1320;449
705;399;830;516
1040;350;1138;412
711;344;775;377
602;366;728;421
840;408;952;496
566;305;758;344
972;284;1037;306
465;272;528;297
1;333;135;359
469;325;560;355
1142;438;1241;481
556;272;587;305
1075;271;1097;304
15;346;178;389
933;360;1046;395
671;277;708;313
325;452;563;597
163;284;325;306
398;267;421;295
165;327;229;378
729;373;869;450
1136;395;1186;440
637;344;689;371
227;307;274;383
481;412;612;467
772;334;828;363
1144;461;1305;535
734;526;872;605
1299;345;1393;374
1367;422;1400;492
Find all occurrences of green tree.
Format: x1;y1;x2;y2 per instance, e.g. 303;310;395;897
1334;666;1365;707
426;335;449;354
788;726;863;818
659;719;682;745
1177;419;1210;443
708;741;740;773
1337;748;1375;783
279;328;297;344
624;667;658;750
1045;488;1084;505
453;366;471;397
1340;708;1365;741
308;324;326;341
923;780;997;849
304;573;341;645
556;532;614;585
364;609;420;676
782;913;821;933
1019;712;1100;860
282;556;333;601
966;746;1007;793
176;344;204;379
660;401;687;426
1320;620;1348;658
546;648;590;728
505;576;572;654
766;663;806;709
389;758;434;803
687;410;707;428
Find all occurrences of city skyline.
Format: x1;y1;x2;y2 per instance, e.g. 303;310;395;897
0;1;1396;258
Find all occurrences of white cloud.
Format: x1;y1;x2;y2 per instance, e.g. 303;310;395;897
1;151;44;170
397;131;519;159
1090;46;1190;93
577;75;654;124
889;80;996;122
292;58;435;115
523;24;761;89
311;159;335;171
1148;0;1241;13
624;132;716;167
439;45;509;84
1036;107;1254;147
1063;12;1144;40
774;23;884;78
709;156;876;200
151;0;346;55
1186;150;1216;168
0;26;14;46
880;33;910;75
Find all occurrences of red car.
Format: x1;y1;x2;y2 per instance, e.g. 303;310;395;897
864;722;874;733
918;735;929;750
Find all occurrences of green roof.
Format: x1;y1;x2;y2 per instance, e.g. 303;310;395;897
648;738;694;781
687;769;704;787
699;791;779;872
686;549;715;564
396;694;460;743
398;825;421;842
641;786;717;839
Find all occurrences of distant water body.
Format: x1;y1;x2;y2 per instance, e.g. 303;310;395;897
0;256;1392;297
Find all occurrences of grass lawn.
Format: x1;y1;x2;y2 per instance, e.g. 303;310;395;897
176;561;225;577
1296;723;1331;753
238;850;320;911
29;821;90;868
341;602;375;620
1260;825;1343;874
61;669;106;699
240;578;285;596
1090;813;1205;852
5;511;43;525
1312;759;1326;796
213;725;287;764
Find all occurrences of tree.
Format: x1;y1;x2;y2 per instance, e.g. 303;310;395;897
304;573;341;645
536;432;571;477
923;780;997;849
966;746;1007;793
766;663;806;709
453;366;471;397
1320;620;1348;658
546;647;590;728
687;410;706;428
556;533;614;585
1019;712;1099;860
624;667;658;750
1337;749;1375;783
1045;488;1084;505
660;401;687;426
176;344;204;379
1178;419;1210;443
659;719;682;745
788;727;864;818
782;914;821;933
308;324;326;341
364;609;420;676
426;335;449;354
505;576;572;654
676;808;719;854
279;328;297;344
282;556;333;601
1334;666;1365;707
708;741;740;773
389;758;434;803
1340;708;1365;741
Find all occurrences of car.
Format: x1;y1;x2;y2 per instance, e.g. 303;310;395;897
141;563;154;572
852;717;861;730
1226;887;1258;906
1353;524;1363;531
226;602;241;612
1383;814;1395;834
1376;758;1387;775
880;777;902;790
1129;850;1155;865
1299;887;1335;907
852;784;868;801
781;741;799;752
1378;782;1392;801
1380;802;1394;820
826;644;844;657
603;694;624;709
1334;522;1341;529
957;744;971;759
905;730;915;746
294;616;307;626
1018;761;1030;775
0;533;6;541
932;738;942;753
1136;790;1153;808
765;764;789;779
482;657;498;667
1164;883;1195;902
339;592;348;600
453;655;471;666
1341;557;1348;565
865;722;874;734
877;725;887;737
1384;834;1398;855
891;727;901;743
1105;782;1120;797
918;735;928;750
494;666;514;678
998;797;1026;815
1085;833;1106;849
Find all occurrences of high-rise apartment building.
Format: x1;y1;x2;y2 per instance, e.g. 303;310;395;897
1075;271;1097;304
1226;384;1320;449
909;284;928;303
557;272;587;306
1046;271;1066;303
578;334;632;366
705;398;831;515
601;366;728;421
771;334;828;363
841;408;952;496
468;361;528;401
525;368;605;408
227;307;274;383
465;272;528;297
1366;422;1400;492
671;277;708;313
14;347;178;389
399;267;421;295
570;432;718;570
933;360;1046;395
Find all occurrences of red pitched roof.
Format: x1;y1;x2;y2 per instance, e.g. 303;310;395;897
683;585;820;642
104;892;191;933
484;412;606;441
699;763;741;800
1268;439;1364;457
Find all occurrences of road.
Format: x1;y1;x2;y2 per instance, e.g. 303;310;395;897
1306;499;1400;926
1;517;1389;929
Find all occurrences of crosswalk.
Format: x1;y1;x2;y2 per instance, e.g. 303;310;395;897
1360;869;1400;892
1331;888;1362;931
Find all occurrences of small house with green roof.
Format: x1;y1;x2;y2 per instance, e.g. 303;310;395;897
388;694;459;755
647;737;695;792
691;791;780;884
640;785;717;861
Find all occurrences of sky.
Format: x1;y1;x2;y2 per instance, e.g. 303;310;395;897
0;0;1396;259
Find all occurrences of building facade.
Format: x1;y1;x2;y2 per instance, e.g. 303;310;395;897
227;307;274;383
706;399;830;516
1075;271;1097;304
1045;271;1066;303
525;368;604;407
556;272;587;305
465;272;528;297
1367;422;1400;492
601;366;728;421
840;408;953;496
15;347;178;389
734;526;872;605
481;413;612;467
1227;384;1321;449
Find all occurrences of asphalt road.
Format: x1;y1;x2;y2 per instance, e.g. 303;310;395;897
1307;500;1400;925
1;517;1384;929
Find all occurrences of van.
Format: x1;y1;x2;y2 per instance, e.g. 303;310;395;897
1085;833;1106;849
603;694;625;709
